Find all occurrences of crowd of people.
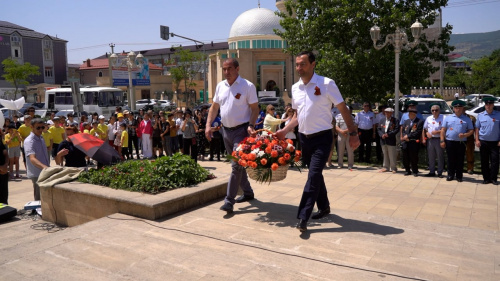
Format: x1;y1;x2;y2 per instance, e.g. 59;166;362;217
346;97;500;185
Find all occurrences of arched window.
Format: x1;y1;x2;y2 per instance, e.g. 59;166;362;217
98;71;103;77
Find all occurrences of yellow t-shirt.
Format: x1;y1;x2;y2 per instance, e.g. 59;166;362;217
49;126;65;144
121;130;129;148
5;132;21;148
42;131;53;147
18;124;32;140
90;128;105;139
98;123;108;139
83;129;90;134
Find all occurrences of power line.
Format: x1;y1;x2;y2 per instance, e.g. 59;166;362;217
68;39;228;52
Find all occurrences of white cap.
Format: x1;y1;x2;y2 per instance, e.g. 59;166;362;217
384;108;394;112
99;115;105;119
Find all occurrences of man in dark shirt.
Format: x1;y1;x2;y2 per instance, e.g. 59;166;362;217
55;125;87;167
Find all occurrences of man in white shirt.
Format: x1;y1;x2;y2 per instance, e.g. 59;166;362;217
276;51;359;232
205;59;259;214
422;104;445;177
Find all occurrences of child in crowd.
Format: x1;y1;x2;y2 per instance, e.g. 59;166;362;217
90;121;105;139
82;122;91;134
119;123;129;160
4;124;22;179
42;123;53;159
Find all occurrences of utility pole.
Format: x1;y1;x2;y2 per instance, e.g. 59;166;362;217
160;26;207;103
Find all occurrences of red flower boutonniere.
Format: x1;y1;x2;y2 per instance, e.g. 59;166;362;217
493;118;496;122
314;86;321;96
460;120;463;124
235;93;241;99
432;122;435;124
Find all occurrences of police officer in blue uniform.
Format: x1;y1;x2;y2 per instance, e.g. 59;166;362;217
441;100;474;182
475;97;500;185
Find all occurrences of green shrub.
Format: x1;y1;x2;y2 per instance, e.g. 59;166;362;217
78;154;210;194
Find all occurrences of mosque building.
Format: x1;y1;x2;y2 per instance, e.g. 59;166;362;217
208;0;294;103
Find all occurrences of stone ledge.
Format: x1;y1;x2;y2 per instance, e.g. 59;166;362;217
40;176;229;227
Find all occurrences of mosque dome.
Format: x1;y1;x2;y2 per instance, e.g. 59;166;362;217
229;8;283;39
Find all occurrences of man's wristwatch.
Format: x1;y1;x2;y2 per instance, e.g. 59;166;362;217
349;131;358;136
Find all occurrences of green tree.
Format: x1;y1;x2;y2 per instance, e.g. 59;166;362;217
469;50;500;95
276;0;453;103
1;57;40;99
168;47;206;107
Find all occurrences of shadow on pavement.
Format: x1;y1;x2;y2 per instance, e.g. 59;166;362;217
242;200;404;237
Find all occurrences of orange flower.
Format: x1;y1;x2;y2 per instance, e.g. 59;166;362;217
232;151;237;157
260;158;268;166
238;159;247;167
278;157;286;165
294;156;300;162
271;150;278;158
241;154;248;160
248;153;256;161
265;147;272;154
271;163;279;171
256;141;263;147
288;146;295;152
239;150;244;156
251;161;258;168
286;139;293;144
264;139;270;144
284;153;291;160
295;150;302;157
271;140;278;145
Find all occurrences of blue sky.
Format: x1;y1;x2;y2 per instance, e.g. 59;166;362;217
1;0;499;64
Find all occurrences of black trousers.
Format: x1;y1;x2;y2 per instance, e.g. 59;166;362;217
0;173;8;204
297;130;333;221
446;140;466;179
479;140;499;182
375;133;382;161
209;137;221;160
128;135;140;158
402;142;419;173
183;138;198;162
358;129;373;162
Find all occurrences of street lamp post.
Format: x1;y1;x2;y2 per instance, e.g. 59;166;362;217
109;51;145;111
370;20;423;117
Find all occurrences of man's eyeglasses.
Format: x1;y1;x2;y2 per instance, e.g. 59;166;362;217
35;126;45;130
431;109;440;112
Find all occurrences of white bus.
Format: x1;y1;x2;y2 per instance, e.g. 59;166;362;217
45;87;126;117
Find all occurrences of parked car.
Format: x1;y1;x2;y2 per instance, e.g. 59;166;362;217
400;97;453;120
54;110;88;124
460;94;495;106
259;97;283;107
465;103;500;119
136;99;157;110
156;100;172;106
1;108;23;119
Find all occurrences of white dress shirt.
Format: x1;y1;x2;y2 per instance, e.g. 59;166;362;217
213;75;258;128
291;73;344;135
424;115;445;138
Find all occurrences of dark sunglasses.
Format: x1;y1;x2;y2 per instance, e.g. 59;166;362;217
431;109;440;112
35;126;45;130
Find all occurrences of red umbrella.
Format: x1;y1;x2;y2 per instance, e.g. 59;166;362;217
68;133;121;165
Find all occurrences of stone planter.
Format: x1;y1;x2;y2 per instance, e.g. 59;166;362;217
40;176;228;227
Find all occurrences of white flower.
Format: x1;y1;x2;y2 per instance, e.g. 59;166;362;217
252;149;260;154
236;145;242;152
287;143;294;151
257;151;265;157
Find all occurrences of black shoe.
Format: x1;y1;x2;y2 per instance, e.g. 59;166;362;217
492;180;498;185
311;207;330;219
413;173;418;177
446;176;454;181
220;202;233;213
209;158;214;161
438;173;443;178
296;219;307;232
457;178;463;182
482;180;491;184
404;172;412;176
235;194;254;203
425;173;436;177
